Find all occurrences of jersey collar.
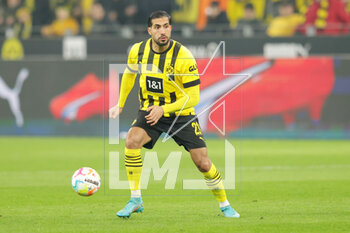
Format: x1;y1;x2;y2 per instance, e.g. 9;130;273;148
149;39;174;55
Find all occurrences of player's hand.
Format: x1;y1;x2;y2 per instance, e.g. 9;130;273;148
109;105;123;119
145;106;164;126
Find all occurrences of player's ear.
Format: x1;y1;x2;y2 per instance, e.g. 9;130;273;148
147;27;151;36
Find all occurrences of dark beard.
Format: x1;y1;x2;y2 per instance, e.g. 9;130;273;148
155;37;170;47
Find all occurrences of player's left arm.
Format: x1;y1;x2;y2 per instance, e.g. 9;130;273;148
146;84;199;125
162;47;200;114
160;82;200;114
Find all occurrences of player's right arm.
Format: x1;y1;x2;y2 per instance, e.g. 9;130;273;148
109;43;140;119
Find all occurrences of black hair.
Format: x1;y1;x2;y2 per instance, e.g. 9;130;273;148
245;3;254;10
148;10;171;27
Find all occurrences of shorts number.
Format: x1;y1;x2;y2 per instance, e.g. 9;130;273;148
191;122;202;136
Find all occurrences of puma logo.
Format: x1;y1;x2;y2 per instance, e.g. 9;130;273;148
0;68;29;127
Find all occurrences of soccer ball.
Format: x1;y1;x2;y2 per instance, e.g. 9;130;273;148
72;167;101;196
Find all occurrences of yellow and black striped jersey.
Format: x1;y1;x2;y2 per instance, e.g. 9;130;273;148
118;38;201;117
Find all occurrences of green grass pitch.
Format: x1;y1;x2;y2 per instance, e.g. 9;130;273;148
1;137;350;233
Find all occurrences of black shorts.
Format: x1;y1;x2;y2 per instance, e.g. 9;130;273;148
131;110;206;151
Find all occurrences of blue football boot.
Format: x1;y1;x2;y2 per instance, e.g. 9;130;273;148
116;197;143;218
220;206;240;218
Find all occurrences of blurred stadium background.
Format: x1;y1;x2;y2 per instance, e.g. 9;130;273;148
0;0;350;137
1;1;350;232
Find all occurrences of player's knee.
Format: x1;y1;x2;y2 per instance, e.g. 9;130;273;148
125;135;143;149
196;158;211;172
200;159;211;172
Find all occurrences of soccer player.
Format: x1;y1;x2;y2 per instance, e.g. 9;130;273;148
109;10;240;218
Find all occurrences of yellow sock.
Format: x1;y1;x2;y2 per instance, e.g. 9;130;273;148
202;163;227;203
125;148;142;191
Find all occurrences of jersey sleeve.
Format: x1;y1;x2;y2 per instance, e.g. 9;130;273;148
161;46;200;114
117;43;140;108
177;46;200;88
126;42;140;74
